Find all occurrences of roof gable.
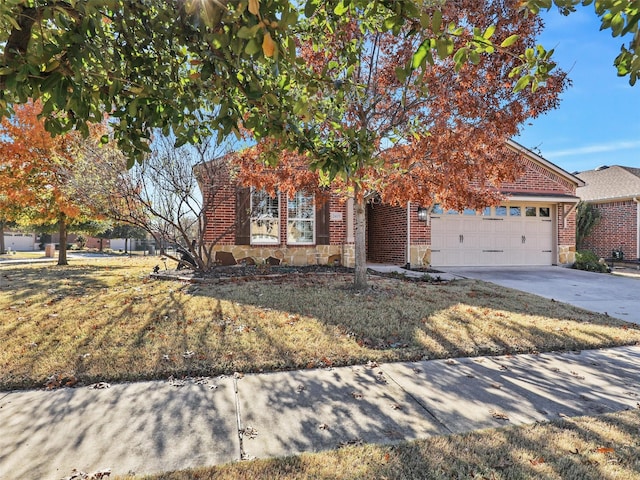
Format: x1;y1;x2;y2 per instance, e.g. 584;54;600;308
577;165;640;202
505;139;585;188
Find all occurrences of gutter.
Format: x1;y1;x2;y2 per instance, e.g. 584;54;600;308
635;197;640;260
406;201;411;267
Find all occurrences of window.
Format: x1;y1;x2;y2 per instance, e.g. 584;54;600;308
432;204;443;214
287;192;315;244
525;206;537;217
539;207;550;218
463;208;476;216
482;206;492;216
495;205;507;216
509;206;521;216
250;189;279;244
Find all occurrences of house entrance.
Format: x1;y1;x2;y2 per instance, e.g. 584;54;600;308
366;202;407;265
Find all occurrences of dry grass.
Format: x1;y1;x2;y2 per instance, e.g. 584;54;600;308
131;409;640;480
1;256;639;390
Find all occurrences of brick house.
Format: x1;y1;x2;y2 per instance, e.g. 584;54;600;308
201;140;583;268
576;166;640;261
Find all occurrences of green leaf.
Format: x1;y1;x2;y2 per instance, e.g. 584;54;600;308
244;39;261;56
436;38;452;60
384;15;399;30
483;24;496;40
334;2;348;15
500;34;519;48
513;75;531;92
395;66;407;83
432;9;442;32
304;1;317;18
237;26;255;39
411;41;429;69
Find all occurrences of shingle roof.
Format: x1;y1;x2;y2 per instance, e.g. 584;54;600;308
576;166;640;202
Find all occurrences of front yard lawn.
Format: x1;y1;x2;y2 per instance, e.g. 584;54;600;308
1;257;638;391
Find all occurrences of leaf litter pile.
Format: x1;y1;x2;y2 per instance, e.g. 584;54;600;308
1;257;639;391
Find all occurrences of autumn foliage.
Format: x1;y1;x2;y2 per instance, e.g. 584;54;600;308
0;100;111;263
232;0;567;288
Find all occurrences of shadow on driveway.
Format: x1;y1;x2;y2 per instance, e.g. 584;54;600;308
443;266;640;325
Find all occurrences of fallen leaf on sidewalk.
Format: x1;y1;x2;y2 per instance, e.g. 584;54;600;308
90;382;110;389
240;426;258;439
490;409;509;420
351;391;363;399
318;423;329;430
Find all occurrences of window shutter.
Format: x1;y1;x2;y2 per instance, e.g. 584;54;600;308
316;196;331;245
236;187;250;245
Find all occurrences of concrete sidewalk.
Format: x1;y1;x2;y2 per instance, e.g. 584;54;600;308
1;346;639;479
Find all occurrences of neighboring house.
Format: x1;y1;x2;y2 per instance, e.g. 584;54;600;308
201;140;583;268
576;165;640;261
2;230;38;251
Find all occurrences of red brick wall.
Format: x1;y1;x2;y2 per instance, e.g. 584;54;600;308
329;196;348;245
367;203;407;264
201;165;349;247
409;204;430;245
202;181;238;245
501;158;576;195
582;201;638;260
558;206;576;246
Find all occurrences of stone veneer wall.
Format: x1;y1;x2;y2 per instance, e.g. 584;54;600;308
209;244;345;266
557;245;576;265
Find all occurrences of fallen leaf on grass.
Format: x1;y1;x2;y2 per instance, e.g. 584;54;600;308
596;447;615;454
530;457;545;466
338;438;364;448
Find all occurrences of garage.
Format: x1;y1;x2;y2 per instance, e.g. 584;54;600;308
430;203;555;267
3;232;37;251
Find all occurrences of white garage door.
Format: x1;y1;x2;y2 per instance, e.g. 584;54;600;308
431;204;554;267
4;232;36;251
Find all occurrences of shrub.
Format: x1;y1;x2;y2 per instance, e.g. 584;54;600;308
573;250;609;273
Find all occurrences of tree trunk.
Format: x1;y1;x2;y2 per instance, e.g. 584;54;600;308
0;220;6;254
353;193;368;290
124;238;128;253
57;214;68;266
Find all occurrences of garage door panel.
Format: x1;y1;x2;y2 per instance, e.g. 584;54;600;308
431;205;554;267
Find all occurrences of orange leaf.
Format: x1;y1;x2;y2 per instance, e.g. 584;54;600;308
248;0;259;15
596;447;615;454
529;457;545;465
262;32;275;57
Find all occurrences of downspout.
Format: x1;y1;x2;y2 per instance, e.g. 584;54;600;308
406;201;411;267
634;197;640;260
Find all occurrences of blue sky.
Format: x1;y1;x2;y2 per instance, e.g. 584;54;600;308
515;6;640;174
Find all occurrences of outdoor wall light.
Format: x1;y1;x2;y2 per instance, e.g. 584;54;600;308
417;206;428;222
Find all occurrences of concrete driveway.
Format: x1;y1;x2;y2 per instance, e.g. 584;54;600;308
443;266;640;325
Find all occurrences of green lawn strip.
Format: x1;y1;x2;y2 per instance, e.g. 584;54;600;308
124;409;640;480
1;257;639;390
